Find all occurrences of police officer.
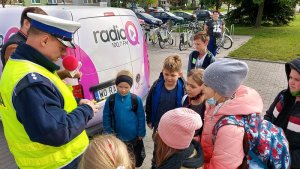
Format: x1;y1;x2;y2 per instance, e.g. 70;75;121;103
0;13;99;169
0;7;80;79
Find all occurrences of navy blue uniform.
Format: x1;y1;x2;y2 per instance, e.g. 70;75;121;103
11;43;93;147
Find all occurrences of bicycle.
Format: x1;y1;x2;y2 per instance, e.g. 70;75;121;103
178;24;194;51
216;31;233;54
142;24;159;46
157;23;174;49
149;26;159;45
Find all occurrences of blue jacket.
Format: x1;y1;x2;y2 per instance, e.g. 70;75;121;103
11;43;93;148
103;92;146;141
145;72;185;126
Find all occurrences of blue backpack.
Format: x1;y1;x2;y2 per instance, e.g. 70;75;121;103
213;113;290;169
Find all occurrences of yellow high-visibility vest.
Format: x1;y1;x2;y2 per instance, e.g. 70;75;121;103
0;59;89;169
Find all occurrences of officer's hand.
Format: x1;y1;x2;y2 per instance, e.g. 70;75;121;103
57;69;82;79
79;99;91;105
84;100;100;115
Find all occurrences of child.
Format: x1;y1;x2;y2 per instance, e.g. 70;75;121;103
102;70;146;167
265;58;300;168
182;69;205;139
146;54;185;169
200;59;264;168
187;31;215;73
155;108;204;169
78;134;134;169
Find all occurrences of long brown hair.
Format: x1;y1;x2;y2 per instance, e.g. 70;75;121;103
155;133;178;167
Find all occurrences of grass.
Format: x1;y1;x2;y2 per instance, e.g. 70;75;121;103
229;14;300;62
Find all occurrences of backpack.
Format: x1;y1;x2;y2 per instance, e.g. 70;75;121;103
108;93;138;131
109;93;138;114
213;113;290;169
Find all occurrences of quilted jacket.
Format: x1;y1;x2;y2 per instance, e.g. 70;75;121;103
201;85;263;169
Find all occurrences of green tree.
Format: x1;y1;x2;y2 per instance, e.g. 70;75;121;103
253;0;265;27
226;0;298;26
200;0;222;10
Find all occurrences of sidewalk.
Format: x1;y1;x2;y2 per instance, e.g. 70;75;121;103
0;35;287;169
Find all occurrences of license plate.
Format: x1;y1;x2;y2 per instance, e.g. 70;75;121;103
94;85;117;102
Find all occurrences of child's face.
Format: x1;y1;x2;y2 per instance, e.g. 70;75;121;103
201;83;216;100
117;82;131;96
194;39;207;53
162;69;182;87
289;69;300;93
186;76;203;98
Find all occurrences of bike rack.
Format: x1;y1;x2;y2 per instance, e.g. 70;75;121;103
230;24;235;36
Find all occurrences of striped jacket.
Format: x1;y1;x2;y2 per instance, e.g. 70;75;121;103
264;89;300;168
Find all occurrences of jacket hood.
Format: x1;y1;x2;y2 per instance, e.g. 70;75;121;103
217;85;263;116
157;140;204;169
285;58;300;82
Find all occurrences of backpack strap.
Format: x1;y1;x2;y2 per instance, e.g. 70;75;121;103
212;115;244;143
181;95;188;107
109;93;116;132
213;115;249;169
130;93;138;114
190;51;199;70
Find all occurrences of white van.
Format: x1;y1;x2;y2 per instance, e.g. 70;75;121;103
0;6;150;135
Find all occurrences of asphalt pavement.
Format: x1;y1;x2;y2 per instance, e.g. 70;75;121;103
0;35;288;169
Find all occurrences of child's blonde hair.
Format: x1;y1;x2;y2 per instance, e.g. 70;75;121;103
116;70;133;79
187;69;205;86
78;135;134;169
163;55;182;73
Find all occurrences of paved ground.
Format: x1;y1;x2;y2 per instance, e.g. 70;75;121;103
0;35;288;168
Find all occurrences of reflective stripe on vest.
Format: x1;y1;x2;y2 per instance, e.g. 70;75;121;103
0;59;89;169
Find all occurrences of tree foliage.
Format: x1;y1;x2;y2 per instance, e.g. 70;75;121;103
1;0;7;8
226;0;298;26
169;0;188;7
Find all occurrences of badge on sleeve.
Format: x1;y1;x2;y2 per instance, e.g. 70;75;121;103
27;73;43;84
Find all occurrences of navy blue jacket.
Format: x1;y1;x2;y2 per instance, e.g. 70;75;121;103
11;43;93;147
145;72;185;126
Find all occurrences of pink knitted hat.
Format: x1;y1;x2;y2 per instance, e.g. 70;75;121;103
157;108;203;149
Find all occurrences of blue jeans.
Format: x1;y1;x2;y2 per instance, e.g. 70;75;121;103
208;36;217;56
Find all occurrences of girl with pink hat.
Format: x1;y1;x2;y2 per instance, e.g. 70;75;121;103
155;107;204;169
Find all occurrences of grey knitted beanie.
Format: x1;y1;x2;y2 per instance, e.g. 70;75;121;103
203;58;249;97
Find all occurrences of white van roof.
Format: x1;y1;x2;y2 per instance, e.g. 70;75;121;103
40;6;137;20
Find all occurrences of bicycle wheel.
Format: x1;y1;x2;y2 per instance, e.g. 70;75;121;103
159;39;166;49
222;35;233;49
179;42;183;51
168;36;173;45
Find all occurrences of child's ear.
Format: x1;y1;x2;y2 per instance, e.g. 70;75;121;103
179;71;183;77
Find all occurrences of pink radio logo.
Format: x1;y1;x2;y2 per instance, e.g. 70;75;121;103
125;21;139;46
